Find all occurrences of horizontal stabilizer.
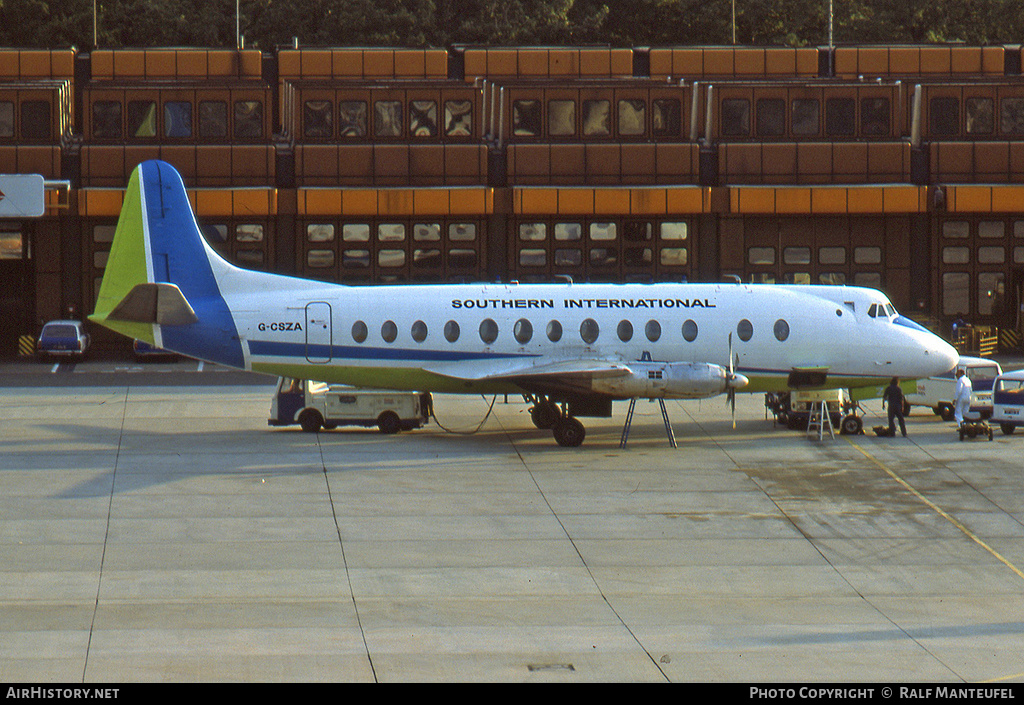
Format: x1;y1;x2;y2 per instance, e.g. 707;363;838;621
108;283;198;326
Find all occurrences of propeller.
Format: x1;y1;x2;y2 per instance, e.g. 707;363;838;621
728;333;736;428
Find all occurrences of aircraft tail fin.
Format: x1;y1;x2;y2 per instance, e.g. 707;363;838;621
89;160;245;368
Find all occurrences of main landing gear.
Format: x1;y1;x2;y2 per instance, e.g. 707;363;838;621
527;396;587;447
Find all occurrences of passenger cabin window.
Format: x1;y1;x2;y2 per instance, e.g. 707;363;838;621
480;318;498;344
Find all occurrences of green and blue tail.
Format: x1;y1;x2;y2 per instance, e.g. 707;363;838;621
90;160;246;368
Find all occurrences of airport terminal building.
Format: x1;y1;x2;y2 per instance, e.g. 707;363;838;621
2;44;1023;355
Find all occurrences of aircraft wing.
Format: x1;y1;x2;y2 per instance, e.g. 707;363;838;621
423;358;631;395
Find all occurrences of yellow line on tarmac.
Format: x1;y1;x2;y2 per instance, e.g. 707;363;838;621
845;437;1024;582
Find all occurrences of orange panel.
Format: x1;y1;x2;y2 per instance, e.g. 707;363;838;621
413;189;450;215
194;190;233;217
301;50;332;78
733;49;765;76
463;50;487;80
206;51;237;77
331;51;363;77
363;50;395;78
518;50;548;77
549;49;577;76
858;47;889;76
629;188;667;215
556;189;595;215
702;49;734;76
300;189;342;216
0;52;20;79
176;51;207;78
146;51;176;78
888;47;920;74
51;50;75;78
609;49;633;77
342;189;379;217
486;50;517;77
950;47;981;74
593;188;630;213
233;189;274;217
448;188;490;216
114;51;145;78
394;50;426;78
764;49;796;75
733;187;775;213
18;51;51;78
810;188;848;214
239;51;262;78
991;186;1024;212
774;188;811;213
580;49;611;76
982;47;1005;75
794;49;819;75
948;186;991;212
80;189;123;217
378;189;415;216
846;187;884;213
673;49;703;76
424;50;448;77
277;51;301;78
516;188;558;215
882;186;925;213
648;49;673;79
919;47;951;74
665;188;706;214
833;48;859;77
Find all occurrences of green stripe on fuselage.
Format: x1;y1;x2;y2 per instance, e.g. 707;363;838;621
88;167;156;344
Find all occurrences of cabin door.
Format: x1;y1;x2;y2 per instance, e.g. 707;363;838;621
305;302;332;363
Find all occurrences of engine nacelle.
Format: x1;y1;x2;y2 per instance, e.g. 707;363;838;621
591;361;748;399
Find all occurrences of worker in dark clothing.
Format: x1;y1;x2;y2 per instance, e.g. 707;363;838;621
882;376;907;437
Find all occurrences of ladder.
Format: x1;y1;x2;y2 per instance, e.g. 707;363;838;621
807;400;835;440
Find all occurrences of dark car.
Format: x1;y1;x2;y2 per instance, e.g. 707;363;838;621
37;320;90;357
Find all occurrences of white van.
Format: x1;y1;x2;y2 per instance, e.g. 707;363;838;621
905;356;1001;421
991;370;1024;435
268;377;432;434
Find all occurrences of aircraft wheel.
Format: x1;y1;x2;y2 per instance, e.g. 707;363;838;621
840;414;863;435
530;402;559;429
378;411;402;434
299;409;323;433
553;417;586;447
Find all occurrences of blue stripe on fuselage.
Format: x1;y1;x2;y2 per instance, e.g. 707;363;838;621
140;161;245;368
249;339;539;363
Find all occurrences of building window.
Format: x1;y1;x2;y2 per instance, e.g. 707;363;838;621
234;100;263;138
303;100;332;138
339;101;367;137
512;100;540;136
756;98;785;137
199;101;228;138
582;100;610;136
375;101;403;137
618;99;645;136
721;99;750;137
791;99;819;136
548;100;575;136
92;101;122;139
966;98;994;135
825;98;855;136
861;98;890;136
930;97;960;136
164;101;192;138
444;100;472;137
127;100;157;138
410;100;437;137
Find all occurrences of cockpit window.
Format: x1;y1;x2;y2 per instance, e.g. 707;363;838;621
867;303;878;318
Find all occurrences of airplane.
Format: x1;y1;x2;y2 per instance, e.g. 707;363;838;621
89;160;959;446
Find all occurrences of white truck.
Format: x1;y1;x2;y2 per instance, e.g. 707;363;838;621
991;369;1024;435
268;377;432;434
904;356;1001;421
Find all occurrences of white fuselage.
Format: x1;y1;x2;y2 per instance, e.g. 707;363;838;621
211;274;959;396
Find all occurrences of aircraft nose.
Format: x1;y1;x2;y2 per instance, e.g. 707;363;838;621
926;337;959;376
